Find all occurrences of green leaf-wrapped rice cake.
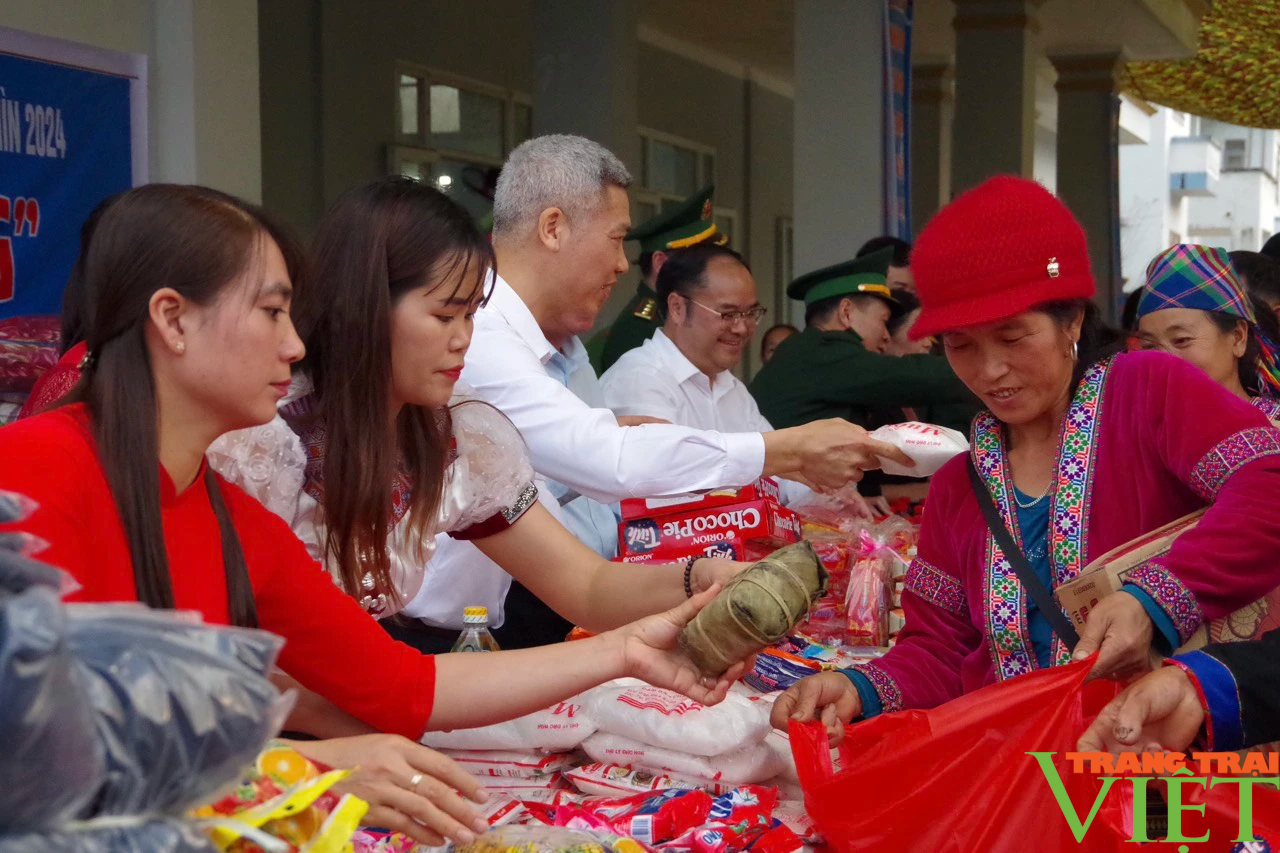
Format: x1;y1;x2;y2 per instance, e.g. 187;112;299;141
679;541;828;675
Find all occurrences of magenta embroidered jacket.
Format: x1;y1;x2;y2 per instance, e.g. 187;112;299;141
850;351;1280;714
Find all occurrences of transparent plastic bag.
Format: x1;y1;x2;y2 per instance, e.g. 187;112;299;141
0;546;72;598
0;586;105;831
0;819;217;853
0;489;37;524
65;605;291;816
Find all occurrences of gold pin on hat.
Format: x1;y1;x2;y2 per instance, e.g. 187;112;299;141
1047;257;1060;278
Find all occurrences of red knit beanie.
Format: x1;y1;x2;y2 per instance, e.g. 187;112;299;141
910;175;1095;339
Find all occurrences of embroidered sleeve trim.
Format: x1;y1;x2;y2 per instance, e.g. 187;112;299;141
904;559;967;619
847;661;904;714
1167;652;1244;752
1125;560;1205;646
448;481;539;541
1190;426;1280;501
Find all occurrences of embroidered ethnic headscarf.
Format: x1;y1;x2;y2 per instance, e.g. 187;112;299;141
1137;243;1280;397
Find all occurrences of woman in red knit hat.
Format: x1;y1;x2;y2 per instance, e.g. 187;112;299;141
773;176;1280;737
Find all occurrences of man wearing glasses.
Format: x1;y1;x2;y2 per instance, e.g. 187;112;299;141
751;248;971;507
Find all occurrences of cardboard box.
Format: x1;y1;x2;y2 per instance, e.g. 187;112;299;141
615;538;777;565
1054;510;1206;630
618;497;801;560
619;478;782;521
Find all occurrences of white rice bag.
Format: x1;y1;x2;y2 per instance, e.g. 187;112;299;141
764;730;799;785
421;697;594;751
586;684;772;756
441;750;577;779
869;421;969;477
582;733;783;785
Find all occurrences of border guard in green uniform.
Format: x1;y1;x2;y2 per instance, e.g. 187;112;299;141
590;184;727;373
749;247;973;497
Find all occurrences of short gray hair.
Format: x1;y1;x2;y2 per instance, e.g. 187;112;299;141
493;134;632;238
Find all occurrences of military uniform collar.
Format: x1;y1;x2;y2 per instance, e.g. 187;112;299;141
807;324;866;348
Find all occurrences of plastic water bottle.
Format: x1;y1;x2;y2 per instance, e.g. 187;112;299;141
451;606;501;653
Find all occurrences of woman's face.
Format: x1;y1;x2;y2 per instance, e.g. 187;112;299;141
885;308;933;356
176;235;306;432
941;309;1081;426
389;254;485;410
1137;308;1246;392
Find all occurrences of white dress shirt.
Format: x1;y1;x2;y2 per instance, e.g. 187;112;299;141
459;274;766;500
601;329;812;506
401;274;766;629
601;329;776;433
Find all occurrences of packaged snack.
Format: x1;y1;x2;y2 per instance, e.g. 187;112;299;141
844;557;890;647
658;787;790;853
454;825;646;853
868;422;969;477
620;480;781;521
740;649;820;694
484;775;570;794
587;683;772;757
573;789;713;845
421;698;595;751
582;733;782;785
808;537;853;601
565;764;693;798
620;500;800;561
796;594;844;644
443;750;577;779
677;542;827;676
771;801;821;843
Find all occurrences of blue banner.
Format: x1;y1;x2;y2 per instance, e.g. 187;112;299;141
0;51;133;320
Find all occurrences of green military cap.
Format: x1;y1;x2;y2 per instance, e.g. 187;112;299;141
786;246;905;320
626;184;728;254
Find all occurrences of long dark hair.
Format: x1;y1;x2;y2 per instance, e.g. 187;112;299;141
296;177;495;605
1037;298;1128;391
63;184;302;628
1202;294;1280;397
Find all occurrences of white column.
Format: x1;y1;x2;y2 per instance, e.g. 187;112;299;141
793;0;886;274
911;63;954;235
149;0;197;185
951;0;1043;194
1053;52;1123;321
533;0;640;171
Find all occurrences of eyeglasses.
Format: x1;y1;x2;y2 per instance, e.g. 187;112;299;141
684;296;768;326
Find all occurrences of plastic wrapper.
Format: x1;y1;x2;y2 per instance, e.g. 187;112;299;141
0;488;37;524
867;422;969;477
587;683;772;757
443;750;578;779
582;733;783;786
0;586;105;831
808;537;852;601
0;545;76;598
0;820;218;853
422;698;595;752
65;605;290;815
454;825;645;853
843;557;890;647
740;649;820;694
796;594;844;644
679;542;826;675
565;789;713;846
565;764;697;798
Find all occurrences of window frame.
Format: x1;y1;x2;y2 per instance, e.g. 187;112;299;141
634;127;737;251
392;65;532;170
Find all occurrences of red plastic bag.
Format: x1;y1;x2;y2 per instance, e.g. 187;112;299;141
791;658;1131;852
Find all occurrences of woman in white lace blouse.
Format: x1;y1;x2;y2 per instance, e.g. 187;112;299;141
211;177;745;643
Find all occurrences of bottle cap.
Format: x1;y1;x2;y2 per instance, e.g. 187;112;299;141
463;606;489;624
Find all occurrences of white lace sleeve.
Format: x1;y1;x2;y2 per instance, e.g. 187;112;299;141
440;394;538;535
207;417;308;527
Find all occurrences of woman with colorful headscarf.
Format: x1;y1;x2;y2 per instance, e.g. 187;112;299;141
771;176;1280;740
1135;243;1280;422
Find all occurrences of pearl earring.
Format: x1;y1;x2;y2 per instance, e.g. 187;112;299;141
176;341;186;354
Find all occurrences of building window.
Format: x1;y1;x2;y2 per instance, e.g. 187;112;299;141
391;67;532;225
1223;139;1247;171
633;128;738;250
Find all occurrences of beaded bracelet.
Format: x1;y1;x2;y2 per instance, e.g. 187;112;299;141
683;556;698;598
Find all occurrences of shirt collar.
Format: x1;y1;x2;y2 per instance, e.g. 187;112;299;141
485;272;558;364
650;328;735;397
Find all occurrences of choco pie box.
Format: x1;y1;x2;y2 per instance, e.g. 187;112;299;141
617;480;800;564
619;478;783;521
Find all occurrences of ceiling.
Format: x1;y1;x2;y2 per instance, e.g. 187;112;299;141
638;0;1204;90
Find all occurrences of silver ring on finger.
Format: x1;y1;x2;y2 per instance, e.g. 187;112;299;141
408;772;425;792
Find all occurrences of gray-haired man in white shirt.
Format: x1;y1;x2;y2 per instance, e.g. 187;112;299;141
402;134;908;646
